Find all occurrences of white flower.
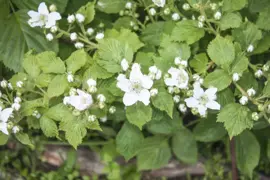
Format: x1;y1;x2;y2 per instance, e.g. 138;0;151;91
87;79;97;87
252;112;259;121
232;73;240;82
63;96;70;105
46;33;54;41
149;66;162;80
214;11;222;20
125;2;132;9
178;104;187;113
150;88;158;97
117;63;153;106
192;74;204;85
67;89;93;111
12;126;20;134
149;8;156;16
32;110;41;119
263;64;269;72
49;4;57;12
100;116;107;122
121;59;129;71
0;108;13;135
173;95;180;103
75;13;85;23
149;66;158;74
16;81;23;88
87;28;94;35
97;94;106;102
70;32;77;41
247;88;256;97
183;3;190;10
75;42;84;49
255;69;263;78
50;26;58;33
67;72;74;83
198;21;204;28
12;103;21;111
14;97;21;104
28;2;61;28
67;14;75;23
247;44;254;52
165;67;189;89
1;80;7;88
155;70;162;80
88;115;96;122
172;13;180;21
185;84;220;116
198;15;206;22
239;96;248;105
95;32;104;40
109;106;116;114
152;0;166;7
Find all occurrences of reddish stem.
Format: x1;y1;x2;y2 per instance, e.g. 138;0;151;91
230;138;238;180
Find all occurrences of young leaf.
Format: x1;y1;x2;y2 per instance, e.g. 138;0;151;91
189;53;209;74
171;20;205;44
230;53;249;74
40;115;59;138
235;130;260;179
23;53;41;78
116;122;144;160
15;133;35;149
97;0;126;14
203;69;232;91
151;89;174;118
126;103;152;130
263;80;270;96
207;36;235;69
217;103;253;138
47;74;69;98
77;2;95;24
137;136;171;170
216;88;235;107
256;8;270;30
220;12;242;30
66;49;88;73
172;128;198;164
37;51;66;74
223;0;247;12
0;132;8;145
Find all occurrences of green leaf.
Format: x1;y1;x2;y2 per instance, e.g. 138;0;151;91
216;88;235;107
253;33;270;55
116;122;144;160
207;36;235;69
0;10;58;72
172;128;198;164
230;53;249;74
0;132;8;145
15;133;34;149
45;103;73;122
236;71;258;95
40;115;58;138
83;61;114;80
47;74;69;98
21;98;48;116
189;53;209;74
256;7;270;30
217;103;253;138
135;52;154;73
267;140;270;160
151;89;174;118
248;0;270;13
113;17;133;30
223;0;247;11
36;74;54;87
126;103;152;130
232;22;262;49
204;69;232;91
97;39;133;73
66;49;88;73
263;81;270;97
77;2;95;25
193;115;227;142
171;20;205;44
97;0;126;14
23;53;41;78
137;136;171;170
220;13;242;30
235;131;260;179
37;51;65;74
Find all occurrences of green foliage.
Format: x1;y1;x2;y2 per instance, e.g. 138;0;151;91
0;132;8;145
77;2;95;25
151;89;174;118
203;69;232;91
189;53;209;74
40;115;59;137
96;0;126;14
220;13;242;30
66;49;88;73
47;74;69;98
15;133;34;149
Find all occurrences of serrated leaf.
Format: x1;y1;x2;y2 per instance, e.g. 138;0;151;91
193;115;227;142
248;0;270;13
45;103;73;122
40;115;58;137
116;122;144;160
217;88;235;107
137;136;171;170
126;103;152;130
66;49;88;73
223;0;247;12
172;128;198;164
97;0;126;14
47;74;69;98
15;133;34;149
171;20;205;44
113;17;133;30
83;61;114;80
0;132;8;145
235;131;260;179
256;7;270;30
23;53;41;78
97;39;133;73
37;51;66;74
0;10;58;72
263;81;270;96
235;71;258;96
230;53;249;74
77;2;95;25
21;98;48;116
36;74;54;87
204;69;232;91
135;52;154;73
207;36;235;69
217;103;253;138
220;12;242;30
151;89;174;118
190;53;209;74
253;33;270;55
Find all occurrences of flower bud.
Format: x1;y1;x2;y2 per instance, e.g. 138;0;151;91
87;28;94;36
88;86;97;93
149;8;156;16
100;116;107;122
88;115;96;122
46;33;53;41
119;10;124;16
168;86;174;94
67;14;75;23
174;87;180;94
8;83;13;90
187;90;193;97
69;88;77;96
247;88;256;97
172;13;180;21
12;103;21;111
173;95;180;103
12;126;20;134
210;3;217;10
95;32;104;40
50;26;58;33
150;88;158;97
255;69;263;78
239;96;248;105
178;104;187;113
14;97;21;104
198;21;204;28
75;42;84;49
121;59;129;71
70;32;77;41
263;64;269;72
49;4;57;12
125;2;132;9
67;72;74;83
258;104;264;112
87;79;97;87
99;102;105;109
97;94;106;102
198;15;205;22
72;109;81;116
247;44;254;52
109;106;116;114
16;81;23;88
182;3;190;10
232;73;240;82
251;112;259;121
214;11;222;20
1;80;7;88
163;8;170;15
75;13;85;23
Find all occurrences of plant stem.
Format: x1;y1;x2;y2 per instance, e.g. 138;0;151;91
43;141;110;146
233;82;259;105
230;138;238;180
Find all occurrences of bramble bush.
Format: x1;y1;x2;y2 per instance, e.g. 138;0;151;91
0;0;270;179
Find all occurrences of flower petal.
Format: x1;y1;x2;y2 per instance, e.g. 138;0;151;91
168;67;179;78
165;78;176;86
123;92;139;106
27;10;40;19
185;97;199;108
205;87;217;100
49;12;61;20
193;84;204;99
0;122;8;135
141;75;153;89
130;63;143;81
206;100;220;110
197;105;207;116
138;89;151;106
117;77;131;93
0;108;13;122
38;2;49;15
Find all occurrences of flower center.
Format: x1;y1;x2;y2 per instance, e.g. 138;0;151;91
39;14;48;23
199;94;209;105
131;80;143;93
